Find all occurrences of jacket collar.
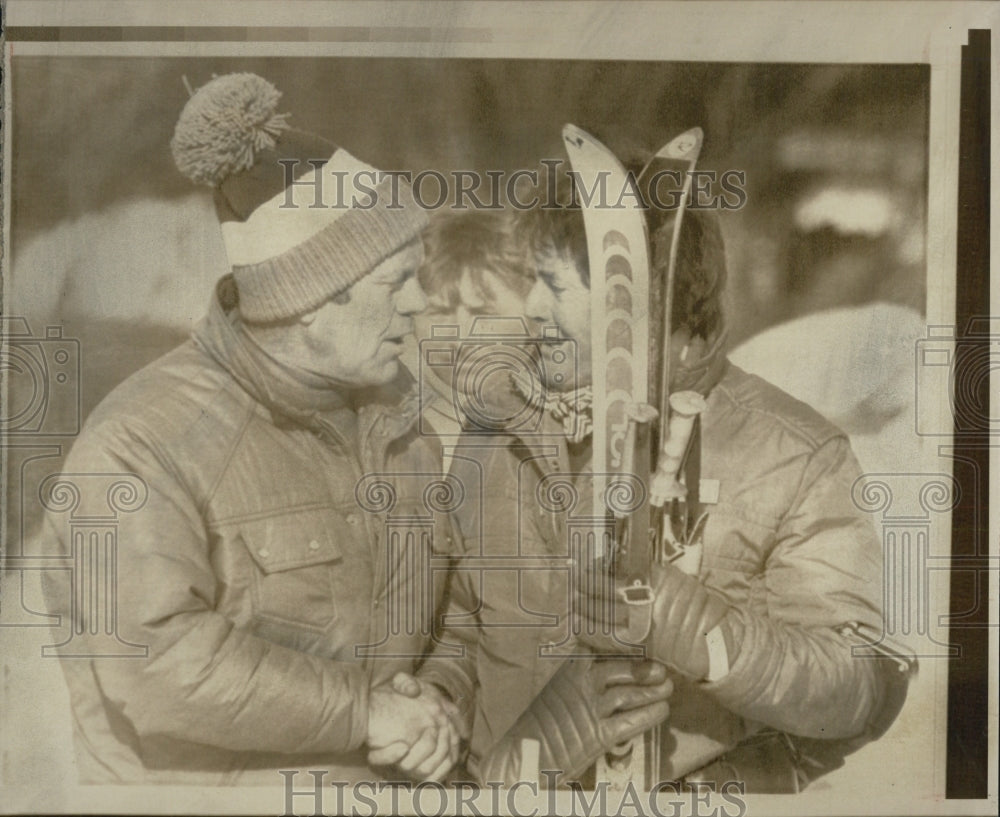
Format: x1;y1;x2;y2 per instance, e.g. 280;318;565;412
193;276;421;448
672;324;730;396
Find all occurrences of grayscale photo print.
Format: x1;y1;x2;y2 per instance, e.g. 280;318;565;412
0;2;995;816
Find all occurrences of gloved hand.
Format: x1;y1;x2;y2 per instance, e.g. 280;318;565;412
474;657;672;787
575;561;737;681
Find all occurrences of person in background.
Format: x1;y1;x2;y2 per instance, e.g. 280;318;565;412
404;211;535;467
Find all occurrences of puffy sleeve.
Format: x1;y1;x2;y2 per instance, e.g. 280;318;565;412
704;436;887;739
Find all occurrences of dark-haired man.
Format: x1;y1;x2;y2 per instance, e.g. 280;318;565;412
422;198;892;790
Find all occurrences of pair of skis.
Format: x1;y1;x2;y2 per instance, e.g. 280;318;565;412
562;123;705;792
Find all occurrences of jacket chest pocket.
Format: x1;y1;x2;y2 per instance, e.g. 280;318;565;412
239;509;344;632
700;501;778;593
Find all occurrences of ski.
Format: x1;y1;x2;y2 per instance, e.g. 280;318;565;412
562;123;658;792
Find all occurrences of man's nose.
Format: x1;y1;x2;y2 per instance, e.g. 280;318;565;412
523;279;553;326
397;275;428;316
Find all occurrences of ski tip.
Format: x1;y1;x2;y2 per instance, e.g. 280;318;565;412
562;122;593;151
660;127;704;160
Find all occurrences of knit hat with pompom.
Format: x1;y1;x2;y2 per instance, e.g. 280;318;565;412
171;72;428;323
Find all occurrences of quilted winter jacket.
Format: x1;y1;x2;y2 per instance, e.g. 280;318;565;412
40;281;459;784
424;359;886;781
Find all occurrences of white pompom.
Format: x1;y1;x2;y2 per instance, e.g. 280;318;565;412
171;72;291;186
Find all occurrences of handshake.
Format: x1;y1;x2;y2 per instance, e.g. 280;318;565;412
361;560;727;786
365;658;674;786
366;672;467;782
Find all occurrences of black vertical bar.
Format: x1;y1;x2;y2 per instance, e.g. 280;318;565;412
946;27;990;800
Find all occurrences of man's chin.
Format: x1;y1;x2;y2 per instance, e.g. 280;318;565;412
359;359;402;389
378;360;402;383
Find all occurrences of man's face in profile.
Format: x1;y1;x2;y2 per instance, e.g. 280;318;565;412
524;244;591;392
300;241;427;388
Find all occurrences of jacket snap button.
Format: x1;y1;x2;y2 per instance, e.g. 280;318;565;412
308;539;321;551
346;514;358;525
257;548;270;559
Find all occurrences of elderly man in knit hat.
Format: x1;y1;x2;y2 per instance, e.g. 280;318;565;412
39;73;466;784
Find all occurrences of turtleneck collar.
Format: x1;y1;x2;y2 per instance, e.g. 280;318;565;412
670;324;730;396
193;276;419;446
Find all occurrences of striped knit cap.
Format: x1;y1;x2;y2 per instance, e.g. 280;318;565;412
171;73;428;323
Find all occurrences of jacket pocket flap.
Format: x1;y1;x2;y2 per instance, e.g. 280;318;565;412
240;509;343;574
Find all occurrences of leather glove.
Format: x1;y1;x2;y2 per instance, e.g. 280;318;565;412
576;561;738;681
474;657;672;787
